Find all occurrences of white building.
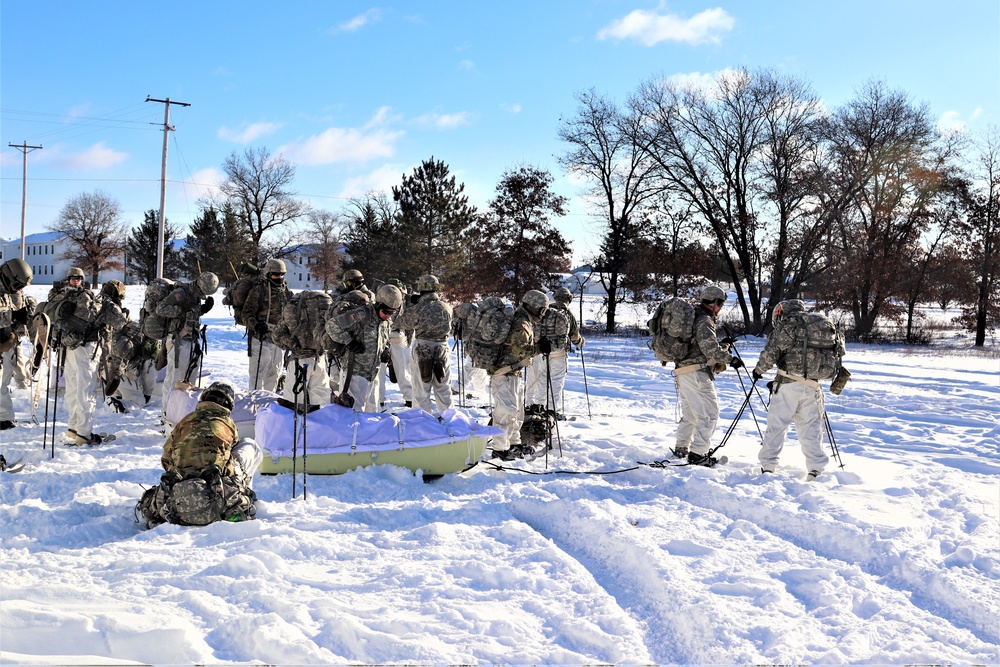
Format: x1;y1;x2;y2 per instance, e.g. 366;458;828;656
0;232;126;286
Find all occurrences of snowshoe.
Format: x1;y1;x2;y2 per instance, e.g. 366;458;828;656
687;451;727;467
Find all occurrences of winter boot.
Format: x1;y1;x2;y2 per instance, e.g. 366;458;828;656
0;420;17;430
807;470;821;481
672;446;689;459
687;451;719;467
490;448;518;462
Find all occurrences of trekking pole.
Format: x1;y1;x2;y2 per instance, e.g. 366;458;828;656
50;344;65;459
301;362;310;500
197;325;207;388
709;378;756;457
252;334;264;390
457;337;466;408
544;351;562;459
291;358;301;499
579;346;592;419
722;326;769;412
823;408;845;469
42;348;52;448
733;367;764;441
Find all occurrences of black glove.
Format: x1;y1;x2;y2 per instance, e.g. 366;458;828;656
752;369;763;382
730;356;744;369
538;338;552;354
410;293;420;305
200;296;214;314
11;308;28;326
380;349;391;364
347;338;366;354
253;321;269;337
720;336;736;346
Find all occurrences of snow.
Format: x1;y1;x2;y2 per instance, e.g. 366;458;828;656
1;285;998;665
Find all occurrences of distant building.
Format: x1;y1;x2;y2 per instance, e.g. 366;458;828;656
1;232;125;285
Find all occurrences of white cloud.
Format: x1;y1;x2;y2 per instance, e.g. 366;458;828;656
66;103;91;119
217;121;283;143
183;167;225;202
597;7;734;46
57;142;128;170
332;8;383;33
413;112;473;130
938;110;966;132
666;68;738;93
278;108;403;165
337;163;407;199
501;103;522;114
459;59;475;70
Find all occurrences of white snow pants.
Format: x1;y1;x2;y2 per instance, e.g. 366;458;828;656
0;344;17;421
118;360;156;410
162;336;192;409
64;342;98;438
283;355;330;408
524;351;568;412
232;437;264;489
346;375;379;413
249;337;284;392
389;332;413;403
410;340;452;414
674;368;719;456
489;371;524;452
758;380;829;473
453;353;488;398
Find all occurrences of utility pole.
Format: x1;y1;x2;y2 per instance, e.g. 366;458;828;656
8;141;43;260
145;96;190;279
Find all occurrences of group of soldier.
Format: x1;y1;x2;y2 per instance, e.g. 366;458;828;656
1;255;841;479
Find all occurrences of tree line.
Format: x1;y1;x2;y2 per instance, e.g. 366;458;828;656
45;67;998;347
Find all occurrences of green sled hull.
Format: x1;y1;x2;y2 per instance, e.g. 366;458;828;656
259;436;489;476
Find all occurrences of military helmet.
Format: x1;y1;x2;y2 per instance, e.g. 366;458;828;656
66;267;86;280
343;269;363;282
0;258;32;292
521;289;550;318
772;299;805;327
343;289;371;307
195;271;219;296
264;259;287;275
700;284;727;303
200;380;236;411
375;284;404;311
416;274;441;293
553;286;573;303
101;279;126;303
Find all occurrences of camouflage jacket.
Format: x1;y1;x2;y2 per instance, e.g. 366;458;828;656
161;401;239;477
674;305;733;370
491;306;538;374
243;279;292;342
394;292;452;343
324;304;390;381
754;313;846;381
155;282;204;340
552;302;583;349
0;285;14;333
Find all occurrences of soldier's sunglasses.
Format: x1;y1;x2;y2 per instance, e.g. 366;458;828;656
269;272;285;278
378;306;398;316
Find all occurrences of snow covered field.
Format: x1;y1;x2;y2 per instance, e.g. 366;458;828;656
1;285;998;665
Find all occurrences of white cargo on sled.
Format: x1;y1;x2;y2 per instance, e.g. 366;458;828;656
255;403;498;476
164;383;278;439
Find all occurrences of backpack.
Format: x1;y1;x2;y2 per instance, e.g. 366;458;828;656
53;288;99;349
223;268;261;326
648;297;697;364
111;320;158;366
139;278;177;340
789;312;844;380
466;297;514;370
538;307;570;350
137;466;257;529
281;290;334;354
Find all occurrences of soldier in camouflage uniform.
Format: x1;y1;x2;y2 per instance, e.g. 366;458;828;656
0;259;33;431
386;279;414;408
672;284;743;466
338;268;375;302
489;289;548;461
451;302;488;398
393;274;453;414
161;381;262;488
753;299;845;480
156;272;218;409
325;285;402;412
243;259;292;392
524;287;585;416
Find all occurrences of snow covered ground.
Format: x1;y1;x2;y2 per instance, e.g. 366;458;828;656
1;285;998;665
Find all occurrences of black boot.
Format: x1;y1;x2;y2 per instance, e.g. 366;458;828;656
0;420;16;430
687;451;719;467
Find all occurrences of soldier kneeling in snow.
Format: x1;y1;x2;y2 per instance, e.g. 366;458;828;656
138;381;263;528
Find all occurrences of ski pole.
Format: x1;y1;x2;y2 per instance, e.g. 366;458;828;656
252;334;264;390
50;344;65;459
544;351;562;460
301;362;309;500
42;347;52;448
823;408;845;469
291;358;300;499
579;346;592;420
710;378;756;456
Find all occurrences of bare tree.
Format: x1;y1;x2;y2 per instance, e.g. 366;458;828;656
304;209;345;291
49;190;128;287
342;191;410;286
219;146;308;262
557;89;662;332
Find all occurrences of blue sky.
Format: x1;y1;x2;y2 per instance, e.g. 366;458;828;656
2;1;997;265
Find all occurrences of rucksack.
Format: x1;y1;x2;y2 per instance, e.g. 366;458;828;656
647;297;697;364
281;290;334;354
538;307;570;350
137;466;257;529
139;278;177;340
111;320;158;366
52;288;99;349
466;297;514;370
223;268;261;326
789;312;844;380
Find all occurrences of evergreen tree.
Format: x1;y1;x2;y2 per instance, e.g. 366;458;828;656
182;204;254;282
126;209;184;284
464;166;571;300
342;192;410;287
392;157;477;289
